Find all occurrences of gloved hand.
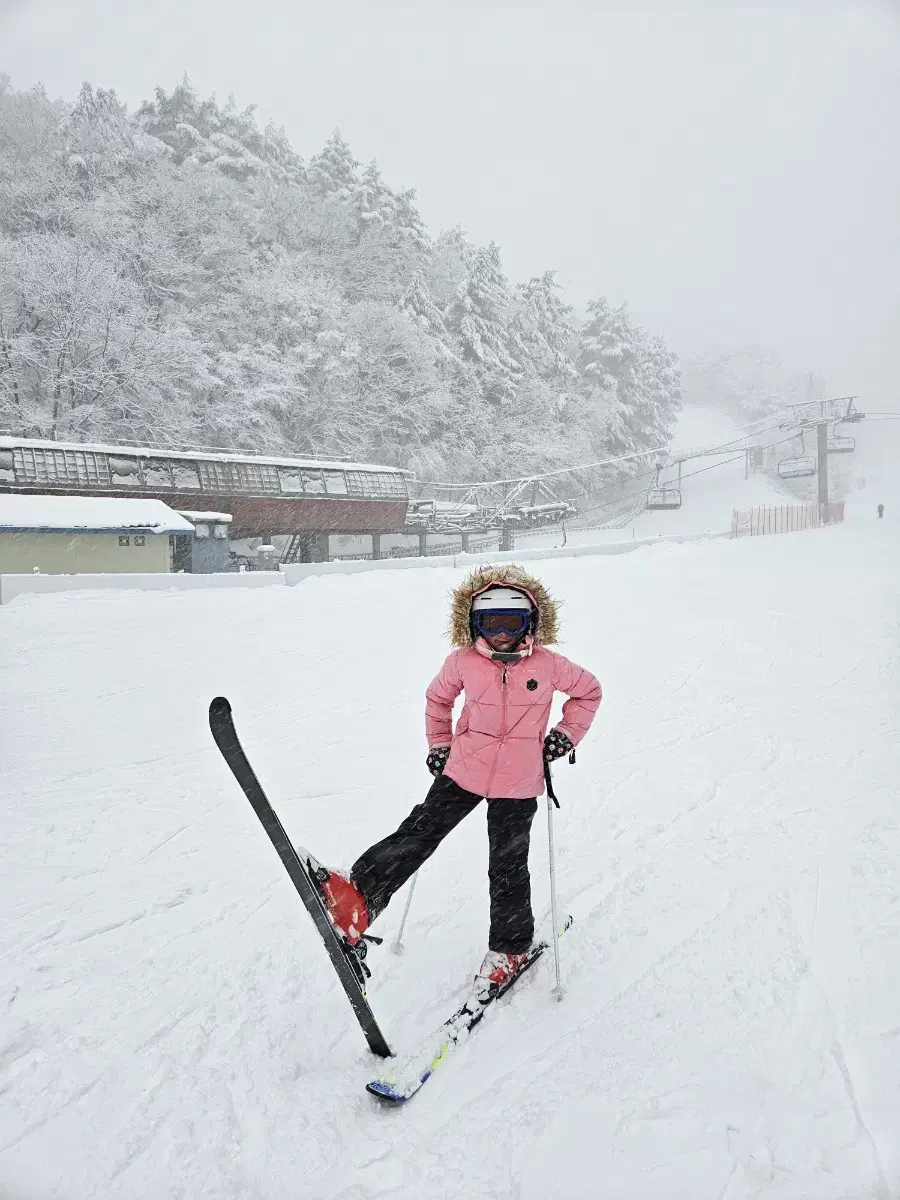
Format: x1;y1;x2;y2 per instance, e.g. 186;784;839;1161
543;729;574;764
426;746;451;777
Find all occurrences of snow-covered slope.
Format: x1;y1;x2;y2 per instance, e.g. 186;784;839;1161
1;523;898;1199
842;408;900;524
519;406;787;549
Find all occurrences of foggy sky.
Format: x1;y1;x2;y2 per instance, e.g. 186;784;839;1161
3;0;899;406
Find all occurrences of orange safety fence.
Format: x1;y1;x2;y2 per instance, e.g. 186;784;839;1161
730;501;845;538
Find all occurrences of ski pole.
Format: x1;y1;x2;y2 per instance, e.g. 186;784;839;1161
391;870;419;954
544;761;564;1001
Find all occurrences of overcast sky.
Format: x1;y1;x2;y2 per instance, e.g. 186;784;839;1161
3;0;899;406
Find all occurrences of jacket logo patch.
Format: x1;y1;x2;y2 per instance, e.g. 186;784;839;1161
526;679;539;691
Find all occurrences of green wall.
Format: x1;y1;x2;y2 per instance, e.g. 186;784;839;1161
0;532;171;575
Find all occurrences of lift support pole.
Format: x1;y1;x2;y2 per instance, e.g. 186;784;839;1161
817;418;829;517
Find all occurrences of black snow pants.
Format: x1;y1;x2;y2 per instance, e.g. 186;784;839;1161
351;774;538;954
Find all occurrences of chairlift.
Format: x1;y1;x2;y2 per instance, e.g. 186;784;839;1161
826;434;855;454
647;487;682;509
517;501;577;526
842;399;865;423
777;455;817;480
646;467;682;510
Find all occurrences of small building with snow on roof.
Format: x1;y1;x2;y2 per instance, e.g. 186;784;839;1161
174;511;233;573
0;494;194;575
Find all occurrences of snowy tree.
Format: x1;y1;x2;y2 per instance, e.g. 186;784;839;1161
354;160;395;231
576;297;680;464
306;144;429;296
637;331;682;448
0;76;682;486
0;79;73;237
324;302;449;462
336;221;421;305
577;297;631;392
426;226;473;310
136;79;221;165
213;256;350;453
391;187;430;252
136;79;304;184
294;194;359;279
514;271;577;389
58;83;161;195
400;270;452;345
0;233;200;441
307;130;359;202
444;242;524;403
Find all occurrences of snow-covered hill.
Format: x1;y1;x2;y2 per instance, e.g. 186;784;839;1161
843;407;900;523
519;406;788;550
1;520;898;1199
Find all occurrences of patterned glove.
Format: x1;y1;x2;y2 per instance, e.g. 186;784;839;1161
426;746;451;777
543;729;574;764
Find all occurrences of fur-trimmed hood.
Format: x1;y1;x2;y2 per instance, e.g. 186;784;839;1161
448;564;560;647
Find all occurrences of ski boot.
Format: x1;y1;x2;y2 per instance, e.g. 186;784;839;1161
471;949;530;1004
319;870;370;947
301;851;382;985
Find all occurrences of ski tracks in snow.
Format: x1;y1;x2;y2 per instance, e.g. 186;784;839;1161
1;531;899;1198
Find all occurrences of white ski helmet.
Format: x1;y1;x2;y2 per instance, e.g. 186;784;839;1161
471;585;532;612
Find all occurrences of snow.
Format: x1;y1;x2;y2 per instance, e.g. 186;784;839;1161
1;511;898;1199
0;494;194;534
668;404;778;458
176;511;234;523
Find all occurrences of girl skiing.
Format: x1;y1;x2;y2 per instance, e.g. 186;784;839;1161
319;564;602;997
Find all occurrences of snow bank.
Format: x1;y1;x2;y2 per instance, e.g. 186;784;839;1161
281;529;730;583
0;569;285;605
1;521;897;1199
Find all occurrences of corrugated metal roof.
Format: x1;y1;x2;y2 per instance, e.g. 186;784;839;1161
0;435;410;475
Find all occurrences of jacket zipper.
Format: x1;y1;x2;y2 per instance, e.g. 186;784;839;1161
484;662;509;798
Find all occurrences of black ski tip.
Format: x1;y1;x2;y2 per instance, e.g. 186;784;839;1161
209;696;232;722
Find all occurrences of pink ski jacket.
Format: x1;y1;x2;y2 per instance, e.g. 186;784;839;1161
425;565;602;799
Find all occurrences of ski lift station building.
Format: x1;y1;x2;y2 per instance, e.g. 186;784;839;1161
0;436;411;564
0;493;195;575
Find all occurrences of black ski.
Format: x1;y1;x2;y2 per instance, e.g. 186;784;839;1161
208;696;392;1058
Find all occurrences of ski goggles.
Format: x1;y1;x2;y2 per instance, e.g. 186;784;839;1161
473;609;532;638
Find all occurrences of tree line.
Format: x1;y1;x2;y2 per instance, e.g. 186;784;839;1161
0;77;682;488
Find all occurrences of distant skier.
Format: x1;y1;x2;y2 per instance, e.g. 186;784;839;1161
319;564;602;998
878;504;884;519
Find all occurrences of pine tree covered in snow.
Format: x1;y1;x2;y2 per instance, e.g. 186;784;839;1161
355;160;395;231
514;271;577;392
0;75;683;487
307;130;359;202
576;297;681;466
391;186;430;252
400;270;452;346
444;242;525;404
136;79;305;185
